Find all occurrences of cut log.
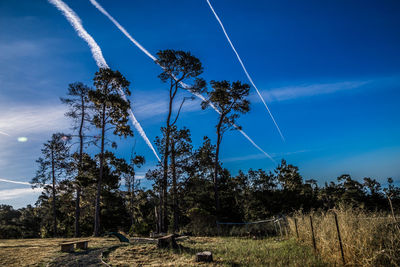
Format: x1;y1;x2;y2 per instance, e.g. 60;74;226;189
157;234;178;249
196;251;213;262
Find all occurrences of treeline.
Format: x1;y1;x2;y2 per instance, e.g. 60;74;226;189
1;159;399;238
1;49;399;239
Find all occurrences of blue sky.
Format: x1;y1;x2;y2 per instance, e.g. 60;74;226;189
1;0;399;208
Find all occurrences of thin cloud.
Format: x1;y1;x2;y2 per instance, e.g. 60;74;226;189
133;92;202;120
262;80;370;102
223;149;312;163
0;187;43;201
0;102;68;136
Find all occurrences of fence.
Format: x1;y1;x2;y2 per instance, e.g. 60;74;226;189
216;216;288;237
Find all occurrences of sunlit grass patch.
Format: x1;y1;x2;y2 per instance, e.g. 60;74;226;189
107;237;326;266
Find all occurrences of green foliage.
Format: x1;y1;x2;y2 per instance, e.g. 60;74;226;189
130;220;151;236
89;68;133;138
186;207;216;236
5;56;400;243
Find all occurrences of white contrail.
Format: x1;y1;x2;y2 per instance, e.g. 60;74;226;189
89;0;157;62
0;130;10;136
48;0;161;162
0;178;31;185
205;0;285;142
88;0;275;163
48;0;107;69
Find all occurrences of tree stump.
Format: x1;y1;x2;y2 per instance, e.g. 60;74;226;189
196;251;213;262
157;234;178;249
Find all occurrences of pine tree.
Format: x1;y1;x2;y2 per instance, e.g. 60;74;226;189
202;80;250;222
88;68;133;236
31;133;70;236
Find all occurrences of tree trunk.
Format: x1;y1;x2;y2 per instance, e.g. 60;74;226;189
51;150;57;237
213;117;223;221
162;125;171;233
171;141;179;233
94;104;106;236
130;171;135;227
160;82;177;233
75;186;81;237
75;96;85;237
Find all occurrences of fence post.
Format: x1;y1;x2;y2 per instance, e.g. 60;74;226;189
273;216;278;235
294;218;299;238
309;215;317;252
277;219;283;238
333;212;345;265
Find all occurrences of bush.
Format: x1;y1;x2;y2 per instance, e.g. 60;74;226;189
130;220;151;236
185;208;216;236
0;225;22;239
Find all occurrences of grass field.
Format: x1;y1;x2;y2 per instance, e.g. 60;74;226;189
107;237;325;266
0;236;325;266
0;237;120;267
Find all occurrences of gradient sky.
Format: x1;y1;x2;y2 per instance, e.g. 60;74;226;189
1;0;399;208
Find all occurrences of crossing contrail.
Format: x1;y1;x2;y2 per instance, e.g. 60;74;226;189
88;0;275;163
0;178;31;185
205;0;285;142
48;0;161;162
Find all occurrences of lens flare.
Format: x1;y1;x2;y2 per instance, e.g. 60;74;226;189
17;137;28;142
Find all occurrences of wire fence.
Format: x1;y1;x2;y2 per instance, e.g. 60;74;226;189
215;216;288;237
287;211;400;266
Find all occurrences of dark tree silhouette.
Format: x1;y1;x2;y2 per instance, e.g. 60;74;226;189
156;49;205;232
60;82;92;237
126;155;145;228
202;80;250;222
31;133;70;236
88;68;133;236
169;126;192;232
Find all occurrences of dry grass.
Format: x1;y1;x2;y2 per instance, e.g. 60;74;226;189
107;236;326;266
0;237;120;267
288;208;400;266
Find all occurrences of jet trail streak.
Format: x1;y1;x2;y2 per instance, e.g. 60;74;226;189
0;178;31;185
205;0;285;141
88;0;275;163
48;0;161;162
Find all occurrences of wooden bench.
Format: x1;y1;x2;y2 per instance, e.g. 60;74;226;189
60;240;90;252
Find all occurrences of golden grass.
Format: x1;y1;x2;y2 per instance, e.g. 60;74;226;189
288;208;400;266
0;237;120;267
107;237;326;266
